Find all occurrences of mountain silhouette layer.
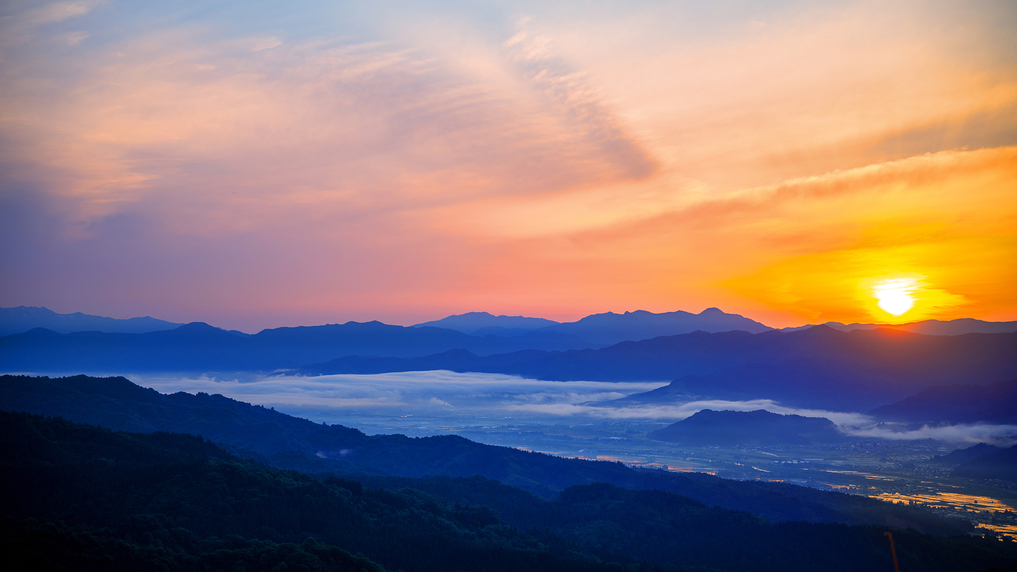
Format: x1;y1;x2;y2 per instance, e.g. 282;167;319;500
0;307;772;372
782;318;1017;336
0;321;588;371
412;311;560;334
869;378;1017;424
0;305;182;336
305;327;1017;410
536;308;772;345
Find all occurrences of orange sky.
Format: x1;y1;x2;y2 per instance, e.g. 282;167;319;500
1;0;1015;331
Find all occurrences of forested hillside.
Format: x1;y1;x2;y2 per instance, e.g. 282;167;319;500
0;374;973;532
3;411;1016;572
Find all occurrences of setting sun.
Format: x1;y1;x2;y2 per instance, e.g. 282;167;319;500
873;278;917;316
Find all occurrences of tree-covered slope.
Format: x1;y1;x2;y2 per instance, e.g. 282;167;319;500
0;411;631;572
0;375;975;534
4;411;1016;572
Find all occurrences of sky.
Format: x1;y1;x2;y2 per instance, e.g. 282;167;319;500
1;0;1015;332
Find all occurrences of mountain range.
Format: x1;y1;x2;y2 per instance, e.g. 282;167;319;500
780;317;1017;336
416;308;774;343
7;305;1013;340
306;327;1017;411
0;321;590;372
0;307;773;373
411;311;560;334
5;321;1016;411
869;378;1017;424
0;306;183;336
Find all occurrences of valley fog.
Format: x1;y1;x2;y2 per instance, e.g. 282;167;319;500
134;371;1017;445
131;372;1012;537
36;371;1017;539
135;371;674;436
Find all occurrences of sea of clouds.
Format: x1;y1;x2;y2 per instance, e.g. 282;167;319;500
130;371;1017;445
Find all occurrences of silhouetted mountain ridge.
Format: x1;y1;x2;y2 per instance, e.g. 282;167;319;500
0;305;183;336
870;379;1017;424
412;311;559;334
0;320;588;372
783;318;1017;336
534;308;771;345
304;327;1017;410
929;443;1002;466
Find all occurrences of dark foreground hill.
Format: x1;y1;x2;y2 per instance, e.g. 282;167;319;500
0;411;624;572
0;374;969;534
4;411;1016;572
649;410;848;446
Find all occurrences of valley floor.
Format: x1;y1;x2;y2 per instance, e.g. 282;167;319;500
129;372;1017;542
455;422;1017;540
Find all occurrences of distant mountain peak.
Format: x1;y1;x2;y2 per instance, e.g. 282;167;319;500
176;321;217;330
412;312;560;334
541;307;772;346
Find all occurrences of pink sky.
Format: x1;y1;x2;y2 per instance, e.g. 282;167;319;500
1;1;1015;332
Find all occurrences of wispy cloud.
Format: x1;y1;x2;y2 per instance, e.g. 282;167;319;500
1;1;1015;329
842;423;1017;446
130;372;667;424
509;398;875;426
27;1;99;25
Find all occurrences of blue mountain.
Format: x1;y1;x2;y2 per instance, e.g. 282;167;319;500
0;305;182;336
412;311;559;334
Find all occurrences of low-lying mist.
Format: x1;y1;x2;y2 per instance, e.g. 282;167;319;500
131;371;1017;445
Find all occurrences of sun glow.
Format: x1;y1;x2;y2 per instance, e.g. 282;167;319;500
872;278;917;316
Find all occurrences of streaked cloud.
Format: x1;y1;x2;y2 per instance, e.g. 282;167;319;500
842;423;1017;446
27;1;99;25
0;0;1014;329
